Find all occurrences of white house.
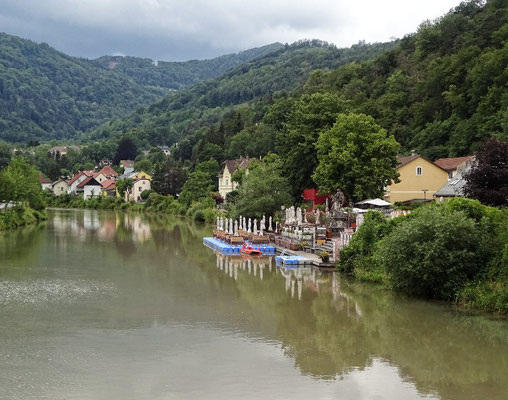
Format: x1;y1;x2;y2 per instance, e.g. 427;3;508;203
78;177;102;200
67;171;91;195
218;157;253;200
126;178;151;202
120;160;135;174
38;174;52;190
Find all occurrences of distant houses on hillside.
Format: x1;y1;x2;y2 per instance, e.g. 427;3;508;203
218;157;254;201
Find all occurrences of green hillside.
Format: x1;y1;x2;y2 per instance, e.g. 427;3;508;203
88;43;284;90
89;39;396;146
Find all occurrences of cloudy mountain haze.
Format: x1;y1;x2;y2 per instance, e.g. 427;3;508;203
1;0;460;60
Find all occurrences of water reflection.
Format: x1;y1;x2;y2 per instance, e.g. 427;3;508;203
0;209;506;400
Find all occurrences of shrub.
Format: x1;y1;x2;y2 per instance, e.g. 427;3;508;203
140;189;154;201
375;206;484;300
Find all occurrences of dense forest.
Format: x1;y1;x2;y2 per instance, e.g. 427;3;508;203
88;43;284;90
0;34;283;143
88;39;396;146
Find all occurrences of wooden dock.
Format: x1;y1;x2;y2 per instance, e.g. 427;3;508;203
273;244;336;268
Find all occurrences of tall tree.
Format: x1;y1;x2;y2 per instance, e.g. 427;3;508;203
313;113;400;203
113;139;138;165
464;138;508;207
152;158;187;196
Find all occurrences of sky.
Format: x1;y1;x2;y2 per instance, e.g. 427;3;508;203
0;0;462;61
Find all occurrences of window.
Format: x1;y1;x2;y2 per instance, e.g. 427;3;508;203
225;179;228;186
416;167;422;176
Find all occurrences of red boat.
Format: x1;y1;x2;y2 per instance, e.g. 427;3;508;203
240;243;263;256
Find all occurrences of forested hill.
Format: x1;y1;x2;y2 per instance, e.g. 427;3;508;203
0;33;168;143
300;0;507;159
0;34;282;144
89;39;396;146
88;43;285;90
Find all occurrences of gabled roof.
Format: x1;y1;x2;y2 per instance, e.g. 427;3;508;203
98;165;118;177
38;174;51;184
120;160;134;168
396;154;448;172
397;154;420;168
77;177;101;188
222;157;253;175
52;178;67;186
101;178;116;189
434;156;473;172
435;167;471;197
67;171;85;186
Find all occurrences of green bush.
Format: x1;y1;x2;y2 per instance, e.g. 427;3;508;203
140;189;154;201
457;281;508;315
375;206;484;300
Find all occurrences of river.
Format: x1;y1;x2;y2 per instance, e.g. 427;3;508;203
0;209;506;400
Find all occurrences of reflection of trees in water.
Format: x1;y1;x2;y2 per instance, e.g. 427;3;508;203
0;224;45;268
210;252;508;399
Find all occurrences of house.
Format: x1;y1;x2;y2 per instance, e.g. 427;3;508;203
38;174;52;190
385;154;448;204
117;170;151;181
434;166;471;200
67;171;91;194
158;145;171;156
434;156;473;179
92;166;118;184
99;159;112;167
120;160;135;174
101;179;116;197
126;178;151;202
48;145;80;157
52;179;68;196
218;157;253;200
78;177;102;200
117;171;152;199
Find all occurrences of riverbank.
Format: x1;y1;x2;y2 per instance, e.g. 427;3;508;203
337;198;508;315
0;205;47;230
44;192;222;224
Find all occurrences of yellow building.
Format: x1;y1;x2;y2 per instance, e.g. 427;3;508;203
385;155;448;204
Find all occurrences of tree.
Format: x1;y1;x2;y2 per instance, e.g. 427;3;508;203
116;178;133;199
376;206;485;300
275;93;349;197
151;157;186;196
313;113;400;203
178;171;214;206
3;157;42;209
464;138;508;207
0;142;11;170
113;138;138;165
230;153;293;219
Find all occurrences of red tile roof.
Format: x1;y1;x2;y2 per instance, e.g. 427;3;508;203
434;156;473;172
99;166;118;177
67;171;85;186
38;174;52;184
397;154;420;168
77;177;101;188
120;160;134;168
101;179;116;189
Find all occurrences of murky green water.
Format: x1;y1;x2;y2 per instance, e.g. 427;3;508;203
0;209;506;400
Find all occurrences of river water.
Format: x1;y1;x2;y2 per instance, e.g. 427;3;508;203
0;209;506;400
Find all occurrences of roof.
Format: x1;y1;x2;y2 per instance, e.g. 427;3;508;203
397;154;420;168
101;178;116;189
222;157;253;175
67;171;85;186
52;178;67;186
38;174;52;184
159;145;171;151
433;156;473;172
434;167;471;197
77;177;101;188
98;165;118;177
356;198;392;207
120;160;134;168
396;154;448;172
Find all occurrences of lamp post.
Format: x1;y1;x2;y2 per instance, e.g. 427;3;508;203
422;189;429;202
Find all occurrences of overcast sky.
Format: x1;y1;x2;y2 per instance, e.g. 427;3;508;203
0;0;461;61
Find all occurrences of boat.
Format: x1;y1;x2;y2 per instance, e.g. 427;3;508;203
240;242;263;256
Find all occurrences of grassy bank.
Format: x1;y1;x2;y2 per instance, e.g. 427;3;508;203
0;205;47;230
337;198;508;315
44;193;223;224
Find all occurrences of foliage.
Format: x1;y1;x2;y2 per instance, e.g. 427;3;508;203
230;154;293;219
0;205;47;230
151;157;187;196
113;138;137;165
116;178;133;198
464;138;508;206
375;206;486;300
313;113;401;202
338;211;396;276
1;157;44;209
140;189;154;201
178;171;214;206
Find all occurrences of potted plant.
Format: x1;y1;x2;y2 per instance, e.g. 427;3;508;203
318;251;330;263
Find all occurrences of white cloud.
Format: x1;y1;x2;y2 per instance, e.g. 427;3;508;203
0;0;462;60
